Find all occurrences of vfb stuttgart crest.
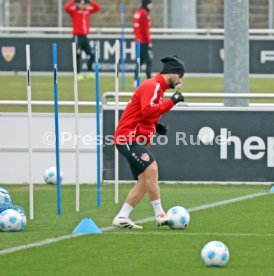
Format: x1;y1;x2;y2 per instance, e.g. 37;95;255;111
1;46;16;62
140;153;150;162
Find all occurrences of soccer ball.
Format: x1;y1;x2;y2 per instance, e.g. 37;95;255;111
44;166;63;185
201;241;230;267
167;206;190;230
11;205;27;230
0;209;27;232
0;187;11;204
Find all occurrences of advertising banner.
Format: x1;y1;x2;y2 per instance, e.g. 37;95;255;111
0;36;273;73
103;109;274;182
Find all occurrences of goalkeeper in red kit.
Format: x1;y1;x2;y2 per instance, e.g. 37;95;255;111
113;56;186;229
64;0;101;80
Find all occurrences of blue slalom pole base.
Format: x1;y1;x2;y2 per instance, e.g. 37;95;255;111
73;217;102;234
270;186;274;193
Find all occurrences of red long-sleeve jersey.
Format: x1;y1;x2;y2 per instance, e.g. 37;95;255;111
64;1;101;35
133;7;152;44
114;74;174;145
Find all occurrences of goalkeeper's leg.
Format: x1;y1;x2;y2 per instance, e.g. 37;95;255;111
144;161;169;226
113;143;169;228
113;177;146;229
113;162;169;228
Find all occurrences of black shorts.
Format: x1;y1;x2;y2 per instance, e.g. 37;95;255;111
73;35;93;54
116;142;156;180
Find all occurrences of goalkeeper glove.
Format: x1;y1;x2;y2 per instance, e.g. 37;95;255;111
156;123;168;135
170;91;184;105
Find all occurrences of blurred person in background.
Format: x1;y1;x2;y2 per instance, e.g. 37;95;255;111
133;0;153;87
64;0;101;80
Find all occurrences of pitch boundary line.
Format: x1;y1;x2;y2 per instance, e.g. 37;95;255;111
0;191;268;255
104;232;274;237
132;192;269;225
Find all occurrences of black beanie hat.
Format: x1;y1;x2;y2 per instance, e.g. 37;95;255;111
142;0;152;8
160;55;185;76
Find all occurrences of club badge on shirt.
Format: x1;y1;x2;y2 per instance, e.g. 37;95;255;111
140;153;150;162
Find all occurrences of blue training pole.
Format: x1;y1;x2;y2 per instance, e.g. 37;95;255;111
120;3;125;90
95;41;101;207
52;43;62;216
136;40;141;88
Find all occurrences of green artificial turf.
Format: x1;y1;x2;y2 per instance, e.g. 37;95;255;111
0;75;273;112
1;184;273;275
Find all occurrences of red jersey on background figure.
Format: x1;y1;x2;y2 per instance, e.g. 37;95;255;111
64;0;101;35
133;0;153;83
64;0;101;78
133;1;152;44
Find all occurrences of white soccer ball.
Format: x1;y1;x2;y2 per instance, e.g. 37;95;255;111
201;241;230;267
13;205;27;228
0;187;11;204
167;206;190;230
44;166;63;185
0;209;27;232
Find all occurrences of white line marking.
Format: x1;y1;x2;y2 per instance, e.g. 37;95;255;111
133;192;268;225
0;234;77;255
0;192;268;255
104;232;274;237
